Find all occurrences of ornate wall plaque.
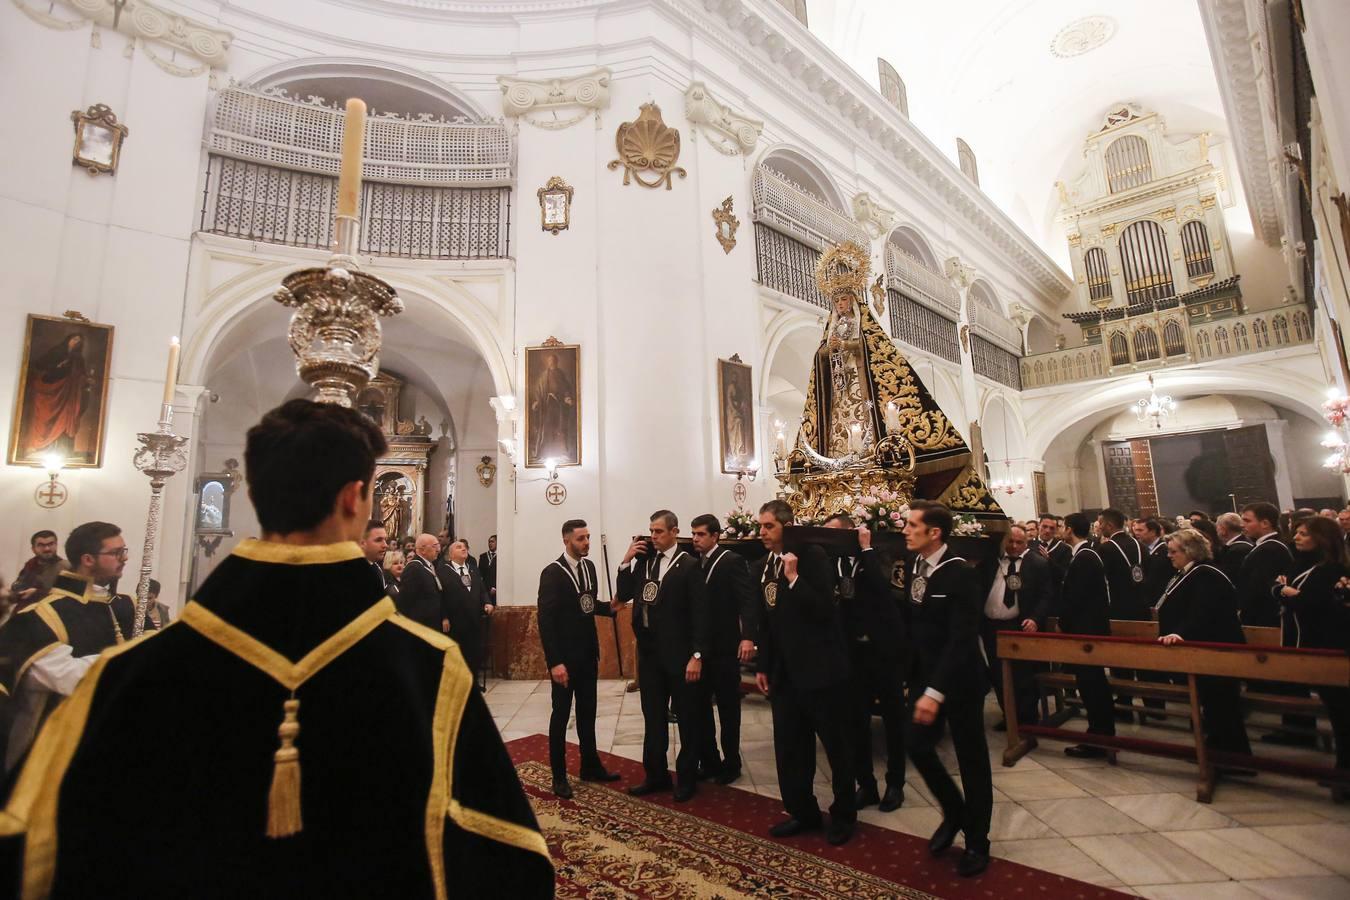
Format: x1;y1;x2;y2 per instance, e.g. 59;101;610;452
71;105;129;176
476;454;497;488
607;103;687;190
711;196;739;253
538;176;573;235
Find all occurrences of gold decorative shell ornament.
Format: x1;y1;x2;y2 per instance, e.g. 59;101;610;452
607;103;688;190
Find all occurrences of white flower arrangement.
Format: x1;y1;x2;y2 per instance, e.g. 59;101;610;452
952;514;985;537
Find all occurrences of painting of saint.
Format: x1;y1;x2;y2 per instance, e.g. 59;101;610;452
524;342;580;468
718;357;755;474
8;315;114;468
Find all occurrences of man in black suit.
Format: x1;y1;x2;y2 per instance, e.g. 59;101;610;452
1060;512;1116;757
1338;508;1350;555
359;519;390;591
1096;508;1149;719
823;514;908;813
689;514;758;785
1031;514;1072;588
980;523;1052;731
754;500;855;846
1133;518;1173;607
441;539;494;679
396;532;445;630
1237;502;1293;627
537;518;621;797
902;501;990;878
1216;512;1252;583
615;510;709;801
479;534;498;603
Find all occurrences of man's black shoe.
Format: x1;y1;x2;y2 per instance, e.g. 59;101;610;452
1064;744;1110;759
696;764;720;782
1260;731;1317;747
928;820;959;856
826;820;855;846
958;849;990;878
854;784;881;810
714;768;742;785
579;767;621;783
627;779;673;796
768;817;822;838
673;783;696;803
551;777;573;799
878;785;905;812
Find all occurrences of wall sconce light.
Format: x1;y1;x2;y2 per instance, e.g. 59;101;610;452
543;457;567;506
36;453;68;509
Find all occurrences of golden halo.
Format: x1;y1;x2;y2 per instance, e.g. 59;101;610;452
814;241;871;300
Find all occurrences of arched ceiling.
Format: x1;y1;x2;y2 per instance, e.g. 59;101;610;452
808;1;1236;269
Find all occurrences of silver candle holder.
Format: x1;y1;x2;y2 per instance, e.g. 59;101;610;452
131;403;190;637
273;215;403;406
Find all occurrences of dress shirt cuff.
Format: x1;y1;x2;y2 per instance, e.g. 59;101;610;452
923;687;946;704
28;645;97;696
786;575;799;588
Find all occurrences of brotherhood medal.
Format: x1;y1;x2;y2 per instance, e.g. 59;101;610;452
763;581;778;608
579;592;595;614
641;581;659;604
1130;564;1145;584
910;573;928;604
837;576;855;600
461;573;472;588
1005;573;1023;593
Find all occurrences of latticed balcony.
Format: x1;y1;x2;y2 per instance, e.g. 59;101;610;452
199;87;513;259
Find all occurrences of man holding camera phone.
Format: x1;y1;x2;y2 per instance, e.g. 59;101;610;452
615;510;710;801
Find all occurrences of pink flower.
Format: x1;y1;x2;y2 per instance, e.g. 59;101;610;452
890;511;901;521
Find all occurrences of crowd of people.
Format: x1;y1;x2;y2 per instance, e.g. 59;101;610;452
534;497;1350;880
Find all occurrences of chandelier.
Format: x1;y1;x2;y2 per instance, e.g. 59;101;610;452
989;470;1025;496
1134;375;1175;429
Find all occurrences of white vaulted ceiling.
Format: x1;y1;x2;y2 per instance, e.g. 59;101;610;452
808;0;1236;267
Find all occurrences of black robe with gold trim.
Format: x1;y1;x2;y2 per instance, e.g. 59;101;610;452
0;540;554;899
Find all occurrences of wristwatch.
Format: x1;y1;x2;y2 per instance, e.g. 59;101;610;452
692;651;703;660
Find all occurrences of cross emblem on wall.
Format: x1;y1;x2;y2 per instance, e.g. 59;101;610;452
545;482;568;506
732;482;747;509
35;481;68;509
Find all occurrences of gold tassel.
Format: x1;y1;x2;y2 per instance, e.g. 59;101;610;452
266;697;303;838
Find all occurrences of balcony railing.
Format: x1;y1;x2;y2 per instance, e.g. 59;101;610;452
972;334;1022;389
208;86;512;185
1022;302;1316;389
754;223;828;308
967;299;1024;354
885;246;960;319
201;156;511;259
752;166;869;251
888;289;959;363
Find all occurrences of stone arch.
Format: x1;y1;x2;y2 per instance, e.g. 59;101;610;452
1025;316;1057;354
244;56;488;120
887;223;940;270
756;144;848;211
968;278;1001;315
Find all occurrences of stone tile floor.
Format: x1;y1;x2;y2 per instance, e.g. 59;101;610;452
486;678;1350;898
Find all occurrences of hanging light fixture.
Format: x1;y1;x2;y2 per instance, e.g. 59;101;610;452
989;402;1025;496
1134;374;1176;430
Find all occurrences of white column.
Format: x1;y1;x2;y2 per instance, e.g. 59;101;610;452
1265;420;1296;509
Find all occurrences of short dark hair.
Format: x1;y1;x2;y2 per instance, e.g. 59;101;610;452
1098;508;1126;530
30;530;57;548
148;578;161;598
759;499;793;525
690;514;721;534
489;533;497;540
1242;502;1281;529
1064;512;1092;540
825;513;855;528
650;509;678;530
244;399;388;535
1140;517;1163;538
909;500;953;541
66;522;121;568
1187;510;1210;521
1037;515;1060;525
363;520;385;537
561;519;587;537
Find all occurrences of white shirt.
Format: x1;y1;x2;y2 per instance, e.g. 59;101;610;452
984;552;1025;620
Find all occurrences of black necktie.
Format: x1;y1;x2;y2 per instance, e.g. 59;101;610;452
1004;556;1019;609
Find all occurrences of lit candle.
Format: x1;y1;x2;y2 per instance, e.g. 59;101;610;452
162;336;180;404
849;423;862;453
884;401;899;432
336;98;368;219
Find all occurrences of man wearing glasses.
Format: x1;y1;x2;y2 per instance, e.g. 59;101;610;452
0;521;152;770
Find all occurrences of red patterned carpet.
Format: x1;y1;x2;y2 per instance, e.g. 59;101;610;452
507;735;1129;899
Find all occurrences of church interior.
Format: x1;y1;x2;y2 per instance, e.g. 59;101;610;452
3;0;1350;896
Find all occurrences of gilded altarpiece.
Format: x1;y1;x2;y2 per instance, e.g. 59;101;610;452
357;372;436;539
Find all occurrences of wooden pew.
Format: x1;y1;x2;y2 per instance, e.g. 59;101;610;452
997;630;1350;802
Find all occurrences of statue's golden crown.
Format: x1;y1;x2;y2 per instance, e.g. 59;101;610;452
814;241;871;299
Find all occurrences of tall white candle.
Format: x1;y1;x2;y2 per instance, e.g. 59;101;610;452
337;98;367;218
162;337;180;404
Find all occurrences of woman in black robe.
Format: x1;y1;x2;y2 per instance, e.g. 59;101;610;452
1156;528;1251;758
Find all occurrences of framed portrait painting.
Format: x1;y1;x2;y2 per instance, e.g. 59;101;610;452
524;339;580;468
8;314;114;468
717;356;755;474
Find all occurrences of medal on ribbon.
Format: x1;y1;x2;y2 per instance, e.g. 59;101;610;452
579;592;595;614
763;582;778;608
1130;564;1145;584
910;574;928;604
837;575;855;600
1005;573;1023;593
641;581;659;604
461;573;472;588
